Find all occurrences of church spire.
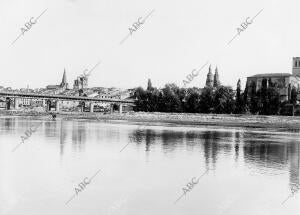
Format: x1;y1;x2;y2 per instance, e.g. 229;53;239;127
205;65;213;87
60;68;68;88
62;68;67;84
213;66;220;87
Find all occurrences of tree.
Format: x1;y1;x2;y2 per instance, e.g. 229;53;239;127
184;88;201;113
160;84;183;112
268;78;273;87
234;79;244;114
259;78;268;115
291;87;297;116
243;81;249;112
213;86;235;114
134;87;147;111
291;87;297;105
257;80;280;115
249;81;258;114
266;86;280;115
199;87;214;113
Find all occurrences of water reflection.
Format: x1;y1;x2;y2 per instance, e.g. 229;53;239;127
1;117;300;195
59;120;67;156
71;122;87;152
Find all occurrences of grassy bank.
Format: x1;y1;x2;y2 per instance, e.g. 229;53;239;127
1;110;300;129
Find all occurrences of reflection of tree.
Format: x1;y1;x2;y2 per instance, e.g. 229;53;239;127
129;128;157;151
161;131;185;152
243;132;300;185
243;133;286;169
128;128;186;153
234;131;241;162
44;119;59;138
127;125;300;187
71;122;86;151
59;120;67;156
200;130;233;170
289;143;300;189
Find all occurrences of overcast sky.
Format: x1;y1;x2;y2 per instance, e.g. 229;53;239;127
0;0;299;90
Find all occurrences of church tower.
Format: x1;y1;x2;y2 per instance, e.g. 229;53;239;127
60;69;68;89
292;57;300;76
205;65;213;87
213;67;221;87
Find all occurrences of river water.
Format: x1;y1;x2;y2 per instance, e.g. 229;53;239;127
0;116;299;215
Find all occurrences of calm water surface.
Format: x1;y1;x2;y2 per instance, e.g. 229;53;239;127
0;116;299;215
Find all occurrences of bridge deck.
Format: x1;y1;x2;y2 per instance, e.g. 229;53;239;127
0;92;135;105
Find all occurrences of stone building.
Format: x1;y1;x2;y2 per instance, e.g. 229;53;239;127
46;69;69;92
246;57;300;101
205;65;221;88
73;74;89;90
213;67;220;87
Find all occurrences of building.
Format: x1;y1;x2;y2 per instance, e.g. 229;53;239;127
73;74;89;90
46;69;69;92
247;57;300;101
205;65;221;88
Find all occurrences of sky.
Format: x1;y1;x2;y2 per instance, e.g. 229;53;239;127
0;0;299;90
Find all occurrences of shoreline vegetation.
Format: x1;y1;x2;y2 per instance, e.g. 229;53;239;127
1;110;300;129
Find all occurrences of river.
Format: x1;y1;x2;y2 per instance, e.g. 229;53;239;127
0;116;299;215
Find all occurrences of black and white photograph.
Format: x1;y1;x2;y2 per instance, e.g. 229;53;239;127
0;0;300;214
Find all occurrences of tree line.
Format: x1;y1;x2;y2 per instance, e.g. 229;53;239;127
133;79;298;115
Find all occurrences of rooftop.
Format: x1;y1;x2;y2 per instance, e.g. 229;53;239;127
248;73;293;78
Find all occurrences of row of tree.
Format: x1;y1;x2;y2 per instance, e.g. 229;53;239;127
133;79;298;115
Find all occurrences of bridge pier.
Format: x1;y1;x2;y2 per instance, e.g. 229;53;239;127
14;98;21;109
5;98;11;110
42;99;46;110
46;100;51;112
89;103;94;112
110;104;114;113
55;101;60;112
119;104;123;114
80;102;85;112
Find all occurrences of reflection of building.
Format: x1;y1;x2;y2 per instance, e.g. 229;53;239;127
247;57;300;101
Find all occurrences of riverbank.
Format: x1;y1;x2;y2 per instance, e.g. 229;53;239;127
1;110;300;129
